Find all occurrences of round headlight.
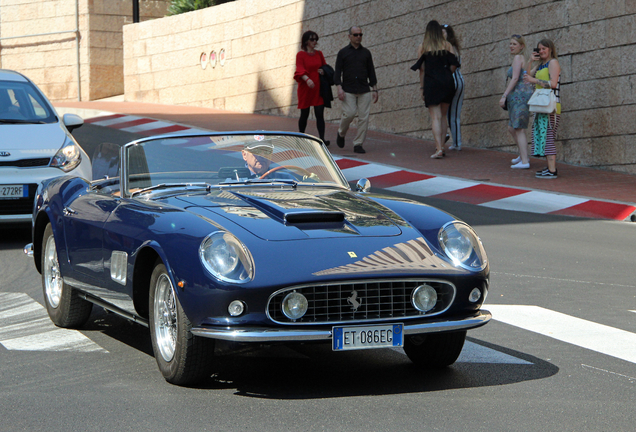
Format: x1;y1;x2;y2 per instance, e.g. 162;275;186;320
412;284;437;312
200;231;254;283
228;300;245;316
438;221;488;270
469;288;482;303
282;292;308;320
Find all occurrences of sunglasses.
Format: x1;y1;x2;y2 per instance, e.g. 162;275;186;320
351;33;363;37
308;37;318;42
511;34;522;38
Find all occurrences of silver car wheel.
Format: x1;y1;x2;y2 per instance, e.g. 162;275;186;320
153;273;177;362
43;234;62;309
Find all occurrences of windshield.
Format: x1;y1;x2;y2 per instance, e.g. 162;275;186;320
122;133;349;196
0;80;56;123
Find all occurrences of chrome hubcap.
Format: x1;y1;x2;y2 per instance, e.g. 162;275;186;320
153;273;177;362
43;235;62;308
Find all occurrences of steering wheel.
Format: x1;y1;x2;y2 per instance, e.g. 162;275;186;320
259;165;312;179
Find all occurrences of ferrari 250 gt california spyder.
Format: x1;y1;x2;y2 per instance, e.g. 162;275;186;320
26;131;491;385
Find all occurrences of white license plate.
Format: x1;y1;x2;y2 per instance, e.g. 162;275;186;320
332;323;403;351
0;185;27;199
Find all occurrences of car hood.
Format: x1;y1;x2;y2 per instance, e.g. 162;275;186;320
175;188;405;240
0;122;65;157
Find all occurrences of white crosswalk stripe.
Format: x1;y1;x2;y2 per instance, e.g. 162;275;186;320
457;341;532;364
0;293;106;353
488;305;636;364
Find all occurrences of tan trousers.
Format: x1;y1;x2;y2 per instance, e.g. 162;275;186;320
338;91;372;147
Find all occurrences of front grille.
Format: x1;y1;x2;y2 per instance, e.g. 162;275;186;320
267;279;455;325
0;158;50;168
0;183;37;215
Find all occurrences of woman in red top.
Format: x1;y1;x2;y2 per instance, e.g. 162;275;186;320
294;31;328;145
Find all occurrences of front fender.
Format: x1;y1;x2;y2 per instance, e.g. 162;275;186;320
364;194;458;251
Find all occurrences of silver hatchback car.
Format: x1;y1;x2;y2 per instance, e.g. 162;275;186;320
0;69;91;223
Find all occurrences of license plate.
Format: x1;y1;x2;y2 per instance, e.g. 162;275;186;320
0;185;27;199
332;323;403;351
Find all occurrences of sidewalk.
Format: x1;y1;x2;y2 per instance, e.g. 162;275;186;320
55;100;636;221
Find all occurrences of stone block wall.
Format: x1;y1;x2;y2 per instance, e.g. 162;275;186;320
0;0;84;100
0;0;170;101
121;0;636;174
124;0;306;112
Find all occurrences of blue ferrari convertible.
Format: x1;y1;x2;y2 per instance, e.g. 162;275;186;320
26;132;491;385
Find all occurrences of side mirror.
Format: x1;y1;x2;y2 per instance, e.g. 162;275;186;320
356;178;371;193
63;113;84;133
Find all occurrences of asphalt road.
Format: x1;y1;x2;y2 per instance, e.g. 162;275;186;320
1;125;635;431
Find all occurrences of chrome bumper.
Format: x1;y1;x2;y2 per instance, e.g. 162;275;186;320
191;310;491;342
1;214;31;223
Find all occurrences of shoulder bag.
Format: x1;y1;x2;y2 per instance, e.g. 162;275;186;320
528;88;556;113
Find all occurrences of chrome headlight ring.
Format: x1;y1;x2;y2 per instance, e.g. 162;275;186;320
438;221;488;271
199;231;254;284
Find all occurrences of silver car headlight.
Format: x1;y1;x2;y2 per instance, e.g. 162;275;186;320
199;231;254;283
50;140;82;172
438;221;487;271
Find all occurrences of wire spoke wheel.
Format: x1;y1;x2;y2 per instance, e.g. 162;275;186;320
153;273;177;362
40;223;92;328
149;261;215;385
43;234;63;309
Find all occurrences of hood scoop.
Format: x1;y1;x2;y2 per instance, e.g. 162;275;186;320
231;191;345;226
284;210;345;225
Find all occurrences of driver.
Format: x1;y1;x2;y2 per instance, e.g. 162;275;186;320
0;90;24;119
242;141;297;180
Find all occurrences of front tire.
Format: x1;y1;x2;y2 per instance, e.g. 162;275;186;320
148;261;215;385
41;223;92;328
403;331;467;368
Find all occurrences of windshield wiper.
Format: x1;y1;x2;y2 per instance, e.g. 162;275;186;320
219;178;298;186
0;119;47;124
131;182;211;197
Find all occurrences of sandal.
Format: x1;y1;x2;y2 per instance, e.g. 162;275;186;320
430;150;444;159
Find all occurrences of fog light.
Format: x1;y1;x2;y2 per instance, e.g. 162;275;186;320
469;288;482;303
282;292;308;320
228;300;245;316
412;284;437;312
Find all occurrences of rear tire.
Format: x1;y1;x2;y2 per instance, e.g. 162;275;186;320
41;223;92;328
148;261;215;385
403;331;467;368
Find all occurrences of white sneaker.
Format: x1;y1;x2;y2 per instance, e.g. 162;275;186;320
511;161;530;169
511;156;521;164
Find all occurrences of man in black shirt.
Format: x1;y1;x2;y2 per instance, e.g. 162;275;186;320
334;26;378;154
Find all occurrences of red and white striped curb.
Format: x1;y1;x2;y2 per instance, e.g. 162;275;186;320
335;158;636;221
84;113;209;136
83;112;636;222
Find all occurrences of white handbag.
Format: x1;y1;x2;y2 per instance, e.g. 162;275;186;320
528;88;556;113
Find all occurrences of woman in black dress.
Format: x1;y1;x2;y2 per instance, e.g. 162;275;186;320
411;20;460;158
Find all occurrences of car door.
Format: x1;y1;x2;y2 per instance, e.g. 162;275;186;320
63;190;119;284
